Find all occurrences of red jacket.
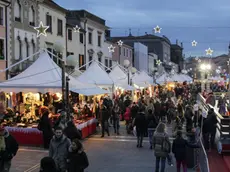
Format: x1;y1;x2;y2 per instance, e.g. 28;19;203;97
124;107;131;121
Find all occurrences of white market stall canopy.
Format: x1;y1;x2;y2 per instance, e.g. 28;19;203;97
156;73;172;84
156;73;193;84
178;74;193;82
77;61;114;86
133;71;154;88
0;51;108;95
109;65;129;88
208;76;224;81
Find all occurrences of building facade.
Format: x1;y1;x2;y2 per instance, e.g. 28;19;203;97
171;40;184;72
66;10;111;70
0;0;10;80
111;41;133;67
148;53;158;74
9;0;40;77
133;42;148;72
38;0;67;65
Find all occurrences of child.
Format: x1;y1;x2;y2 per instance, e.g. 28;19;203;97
67;139;89;172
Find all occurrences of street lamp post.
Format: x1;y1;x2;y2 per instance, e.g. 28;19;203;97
53;42;78;120
200;63;211;93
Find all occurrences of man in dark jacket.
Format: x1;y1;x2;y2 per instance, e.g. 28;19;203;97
0;127;18;172
100;105;110;138
134;106;146;148
147;109;158;149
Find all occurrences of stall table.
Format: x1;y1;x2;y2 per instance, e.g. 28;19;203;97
5;118;97;146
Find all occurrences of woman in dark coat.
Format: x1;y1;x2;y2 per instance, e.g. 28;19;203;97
67;139;89;172
38;110;53;149
64;121;82;141
40;157;57;172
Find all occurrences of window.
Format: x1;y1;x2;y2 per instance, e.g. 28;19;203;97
98;35;101;47
25;38;29;57
154;59;157;67
67;52;74;56
46;14;52;33
79;54;85;68
130;50;132;58
105;59;108;67
88;32;92;44
80;33;84;43
98;56;101;62
89;56;93;65
126;49;128;57
123;48;125;56
109;60;112;68
0;7;3;25
14;0;21;22
18;36;22;60
68;29;72;40
57;19;63;36
29;6;35;26
0;39;4;60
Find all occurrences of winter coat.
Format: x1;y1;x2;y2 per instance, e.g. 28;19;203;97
64;122;82;141
67;147;89;172
206;111;218;132
0;129;18;161
124;107;131;121
100;107;110;122
38;113;53;139
172;137;188;161
153;132;171;158
49;135;71;171
134;112;146;132
131;105;139;119
147;115;158;129
206;95;216;107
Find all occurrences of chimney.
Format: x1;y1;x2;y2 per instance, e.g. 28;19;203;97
145;32;148;35
105;30;111;37
176;39;178;45
181;42;183;48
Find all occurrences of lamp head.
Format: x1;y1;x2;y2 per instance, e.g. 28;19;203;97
53;42;64;53
66;55;78;67
123;59;130;67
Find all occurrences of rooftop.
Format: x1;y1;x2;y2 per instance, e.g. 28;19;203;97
42;0;67;13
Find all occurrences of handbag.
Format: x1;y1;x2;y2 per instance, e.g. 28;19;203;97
162;135;170;153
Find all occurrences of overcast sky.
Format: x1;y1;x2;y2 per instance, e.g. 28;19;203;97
55;0;230;57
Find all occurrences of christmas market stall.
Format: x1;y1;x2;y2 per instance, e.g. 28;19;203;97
0;51;107;146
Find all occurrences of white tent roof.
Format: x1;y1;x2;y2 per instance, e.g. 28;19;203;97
0;51;107;95
156;73;172;84
78;61;114;85
132;71;154;87
178;74;193;82
109;65;127;87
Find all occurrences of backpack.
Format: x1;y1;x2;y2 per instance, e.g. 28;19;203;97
153;134;170;157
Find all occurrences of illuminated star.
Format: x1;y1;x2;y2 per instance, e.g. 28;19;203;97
73;25;80;32
192;40;198;47
154;25;162;33
108;45;115;53
34;21;49;37
156;60;162;66
205;48;213;55
117;40;123;46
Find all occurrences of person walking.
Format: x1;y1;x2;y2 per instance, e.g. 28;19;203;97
64;121;82;141
40;157;57;172
134;106;146;148
38;108;54;149
49;127;71;172
0;127;18;172
100;104;110;138
67;139;89;172
112;103;120;135
146;109;158;149
153;123;171;172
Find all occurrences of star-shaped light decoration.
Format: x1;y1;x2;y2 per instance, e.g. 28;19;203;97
192;40;198;47
34;21;49;37
205;48;214;55
154;25;162;33
108;45;115;53
73;25;80;32
156;60;162;66
216;69;221;74
117;40;123;46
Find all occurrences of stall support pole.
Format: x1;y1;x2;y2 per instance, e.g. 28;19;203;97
61;61;66;111
66;76;70;120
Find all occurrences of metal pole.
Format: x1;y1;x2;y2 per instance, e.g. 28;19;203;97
61;61;66;111
128;69;130;85
66;76;70;119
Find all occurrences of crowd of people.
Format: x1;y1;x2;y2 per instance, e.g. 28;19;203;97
0;82;221;172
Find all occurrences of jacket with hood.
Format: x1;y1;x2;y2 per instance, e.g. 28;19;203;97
49;135;71;171
67;147;89;172
0;129;18;161
153;132;171;158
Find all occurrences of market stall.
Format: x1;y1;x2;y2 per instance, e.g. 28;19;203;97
0;51;104;145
